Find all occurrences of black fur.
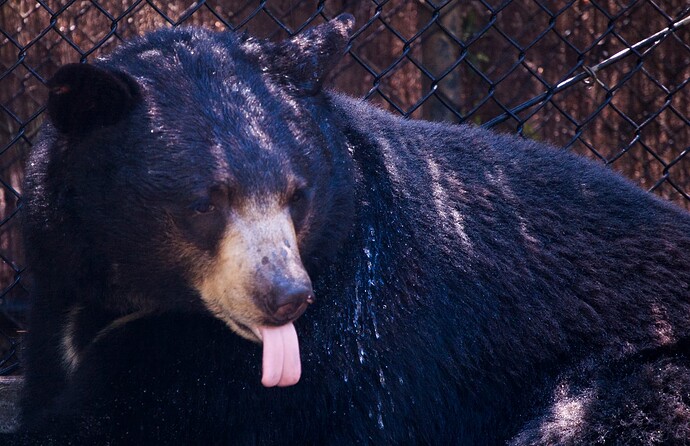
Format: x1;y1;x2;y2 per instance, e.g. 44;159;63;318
17;15;690;444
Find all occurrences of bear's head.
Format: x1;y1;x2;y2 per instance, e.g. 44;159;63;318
28;15;357;385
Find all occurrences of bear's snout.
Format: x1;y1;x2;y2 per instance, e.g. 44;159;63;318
193;201;315;341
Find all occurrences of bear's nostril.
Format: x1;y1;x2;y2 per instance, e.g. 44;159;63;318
270;285;313;322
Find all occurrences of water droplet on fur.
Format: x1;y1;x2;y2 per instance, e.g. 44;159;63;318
353;292;361;332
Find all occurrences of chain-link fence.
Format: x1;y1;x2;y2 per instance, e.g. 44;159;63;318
1;0;689;374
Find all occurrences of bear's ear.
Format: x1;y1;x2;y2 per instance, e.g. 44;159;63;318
47;63;140;136
274;14;355;95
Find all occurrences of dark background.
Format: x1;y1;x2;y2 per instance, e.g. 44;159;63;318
1;0;689;373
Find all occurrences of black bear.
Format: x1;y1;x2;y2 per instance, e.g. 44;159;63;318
15;14;690;444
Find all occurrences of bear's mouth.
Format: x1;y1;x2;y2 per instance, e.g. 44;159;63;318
222;313;302;388
229;318;258;341
251;323;301;387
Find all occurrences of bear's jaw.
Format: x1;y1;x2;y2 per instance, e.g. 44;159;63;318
222;314;261;343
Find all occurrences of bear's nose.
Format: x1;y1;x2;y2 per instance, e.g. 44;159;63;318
268;283;314;323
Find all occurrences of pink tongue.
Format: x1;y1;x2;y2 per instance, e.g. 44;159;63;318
257;323;301;387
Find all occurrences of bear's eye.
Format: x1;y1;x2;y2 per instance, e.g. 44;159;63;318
182;197;226;252
290;189;307;205
288;187;311;232
192;201;216;215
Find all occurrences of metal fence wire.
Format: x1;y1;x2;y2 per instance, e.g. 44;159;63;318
1;0;689;373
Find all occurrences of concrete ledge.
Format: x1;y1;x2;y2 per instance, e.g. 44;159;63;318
0;376;22;433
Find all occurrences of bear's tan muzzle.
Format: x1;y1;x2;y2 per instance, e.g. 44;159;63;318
194;203;313;342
